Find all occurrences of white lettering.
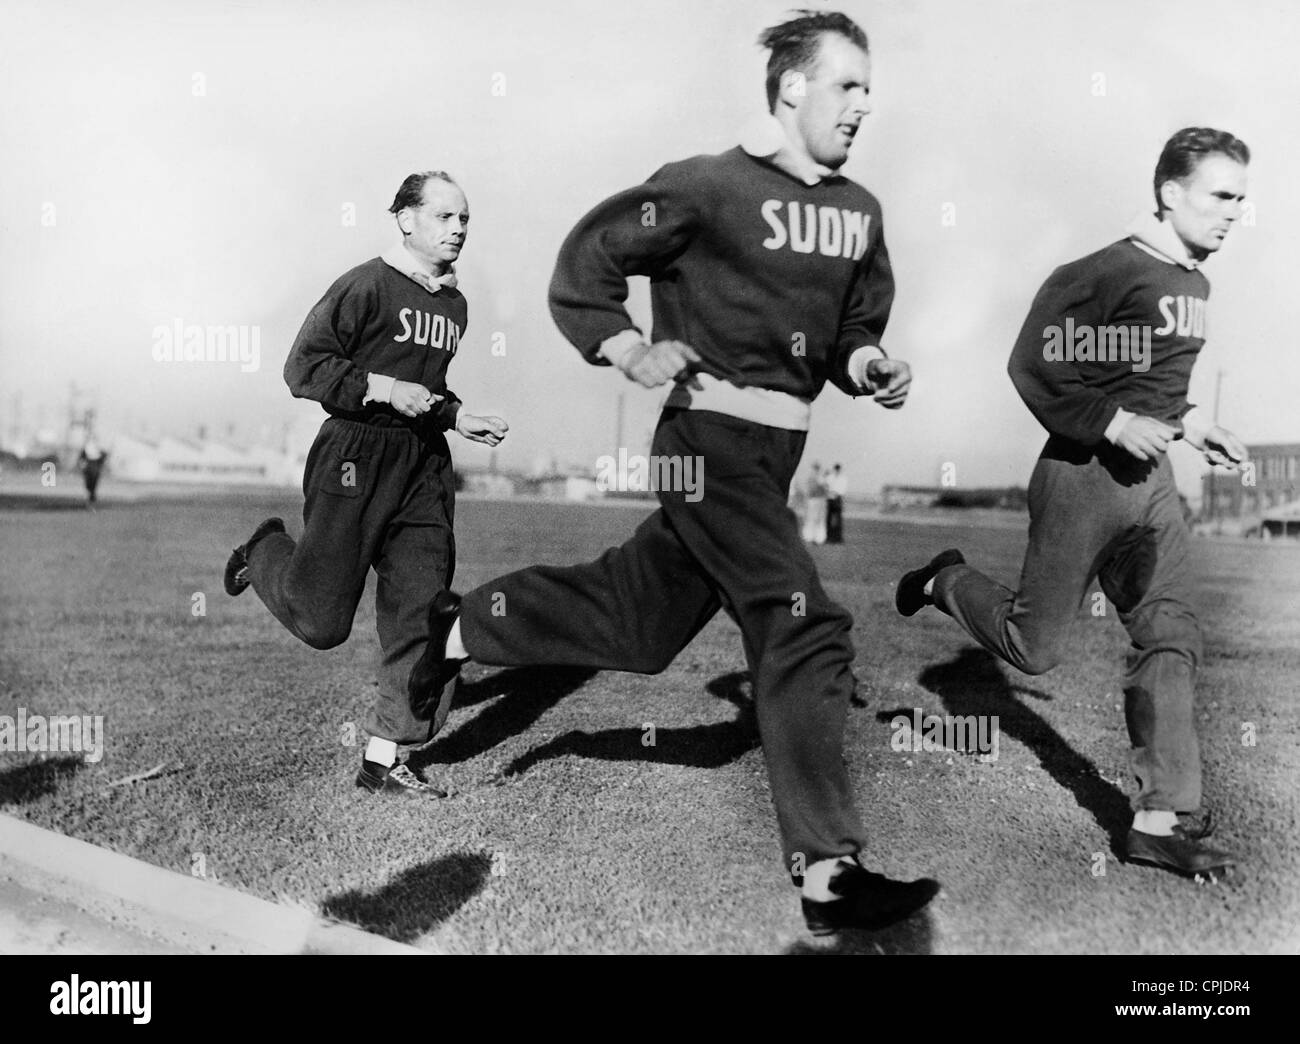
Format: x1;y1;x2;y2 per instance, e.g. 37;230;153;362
760;199;786;250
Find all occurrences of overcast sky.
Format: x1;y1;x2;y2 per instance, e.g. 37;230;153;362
2;0;1296;500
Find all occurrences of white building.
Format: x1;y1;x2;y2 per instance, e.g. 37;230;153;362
108;433;303;486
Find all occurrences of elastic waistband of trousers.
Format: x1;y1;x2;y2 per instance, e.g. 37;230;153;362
323;415;446;442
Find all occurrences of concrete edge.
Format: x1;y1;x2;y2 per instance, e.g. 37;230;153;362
0;813;435;955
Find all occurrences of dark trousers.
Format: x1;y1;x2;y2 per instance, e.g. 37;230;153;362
460;408;867;877
932;438;1202;812
82;463;103;503
247;417;456;745
826;496;844;543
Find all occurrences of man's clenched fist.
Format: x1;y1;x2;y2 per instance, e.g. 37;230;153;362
618;339;702;389
865;358;911;409
1203;425;1248;470
456;412;509;447
1115;415;1177;462
390;380;443;418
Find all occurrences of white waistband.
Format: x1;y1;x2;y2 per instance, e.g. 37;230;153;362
664;373;812;431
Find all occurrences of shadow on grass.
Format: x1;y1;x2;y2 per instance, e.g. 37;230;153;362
453;664;598;711
492;669;759;780
0;755;84;805
910;646;1131;857
320;852;491;943
409;666;598;770
784;909;935;955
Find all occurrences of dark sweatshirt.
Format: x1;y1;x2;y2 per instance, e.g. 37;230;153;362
1008;237;1210;447
283;258;464;431
548;146;894;399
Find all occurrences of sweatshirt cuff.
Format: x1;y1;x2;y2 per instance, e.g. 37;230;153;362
428;396;462;432
363;372;396;405
847;345;886;391
597;329;646;369
1104;406;1134;445
1180;405;1212;449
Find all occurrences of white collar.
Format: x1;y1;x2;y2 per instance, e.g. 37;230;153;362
740;113;836;187
380;243;459;293
1125;211;1201;271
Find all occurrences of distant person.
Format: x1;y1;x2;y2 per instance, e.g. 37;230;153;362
77;435;107;507
408;12;938;937
896;128;1250;882
825;463;847;543
222;171;507;800
801;463;828;545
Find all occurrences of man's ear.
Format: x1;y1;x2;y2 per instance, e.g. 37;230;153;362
1158;178;1181;213
778;68;808;107
396;208;414;236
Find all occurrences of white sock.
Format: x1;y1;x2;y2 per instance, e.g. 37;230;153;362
445;617;468;661
365;737;398;768
802;855;857;902
923;577;936;597
1132;810;1177;836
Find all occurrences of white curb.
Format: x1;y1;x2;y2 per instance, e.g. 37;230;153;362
0;813;433;955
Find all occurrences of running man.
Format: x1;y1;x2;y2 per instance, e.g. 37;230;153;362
897;128;1250;880
411;11;940;935
224;171;507;800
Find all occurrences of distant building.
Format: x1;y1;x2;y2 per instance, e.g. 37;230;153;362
1260;500;1300;540
1201;442;1300;524
109;433;303;486
882;485;944;510
881;484;1027;511
539;474;601;501
460;469;516;498
508;468;604;501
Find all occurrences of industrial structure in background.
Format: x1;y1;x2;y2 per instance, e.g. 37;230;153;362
4;388;1298;534
1;385;317;488
1201;442;1300;538
0;387;610;500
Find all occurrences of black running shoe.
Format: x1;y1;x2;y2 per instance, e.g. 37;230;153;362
354;760;448;800
895;548;965;617
223;517;286;596
1126;825;1235;882
802;863;940;936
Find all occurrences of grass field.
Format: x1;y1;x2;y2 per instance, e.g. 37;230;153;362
1;481;1298;954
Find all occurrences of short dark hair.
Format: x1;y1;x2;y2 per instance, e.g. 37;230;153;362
758;10;869;113
389;170;457;215
1153;128;1249;212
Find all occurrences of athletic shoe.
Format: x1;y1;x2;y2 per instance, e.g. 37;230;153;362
354;760;447;799
1126;825;1235;881
408;590;465;714
895;548;965;617
223;517;286;596
802;864;941;936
